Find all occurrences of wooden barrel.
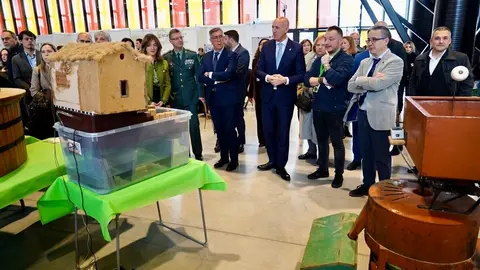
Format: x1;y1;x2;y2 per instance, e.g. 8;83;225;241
0;88;27;177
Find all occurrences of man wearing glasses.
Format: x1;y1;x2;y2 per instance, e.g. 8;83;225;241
164;28;204;161
76;32;92;43
347;25;404;197
198;28;239;171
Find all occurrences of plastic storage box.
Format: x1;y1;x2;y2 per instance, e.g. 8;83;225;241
54;108;192;194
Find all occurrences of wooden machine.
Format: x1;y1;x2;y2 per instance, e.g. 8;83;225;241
348;96;480;269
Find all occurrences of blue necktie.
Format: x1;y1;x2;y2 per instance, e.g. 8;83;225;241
359;58;381;106
213;52;219;71
276;43;283;69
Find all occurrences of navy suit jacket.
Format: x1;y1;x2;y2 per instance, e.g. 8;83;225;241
198;48;239;106
305;49;353;112
234;44;250;103
256;39;306;105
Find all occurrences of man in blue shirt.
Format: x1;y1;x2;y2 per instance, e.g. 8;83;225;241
304;26;354;188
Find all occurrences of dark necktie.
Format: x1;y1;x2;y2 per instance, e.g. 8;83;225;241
176;52;181;62
359;58;381;107
213;52;219;71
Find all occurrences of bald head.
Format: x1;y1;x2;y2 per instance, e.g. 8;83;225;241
375;21;388;27
77;32;92;43
272;17;289;42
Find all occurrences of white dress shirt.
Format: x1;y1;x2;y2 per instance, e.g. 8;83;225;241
429;49;447;75
359;49;390;111
265;38;290;85
232;44;240;52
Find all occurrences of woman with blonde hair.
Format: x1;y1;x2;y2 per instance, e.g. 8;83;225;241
342;36;357;56
142;34;171;106
298;35;328;162
29;43;57;139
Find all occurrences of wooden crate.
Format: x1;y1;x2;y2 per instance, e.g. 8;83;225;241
0;88;27;177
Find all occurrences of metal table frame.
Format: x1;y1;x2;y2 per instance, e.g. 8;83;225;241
74;189;208;270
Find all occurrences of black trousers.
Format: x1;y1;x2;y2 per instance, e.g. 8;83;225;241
236;103;246;145
313;110;345;175
255;97;265;145
210;104;239;163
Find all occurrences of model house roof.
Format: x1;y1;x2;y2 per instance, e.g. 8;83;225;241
48;42;152;63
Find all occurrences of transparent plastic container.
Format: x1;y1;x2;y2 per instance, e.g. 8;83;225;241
54;108;191;194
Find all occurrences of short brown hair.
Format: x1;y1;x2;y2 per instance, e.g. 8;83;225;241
209;27;223;37
141;34;163;61
169;29;181;39
327;26;343;37
431;26;451;38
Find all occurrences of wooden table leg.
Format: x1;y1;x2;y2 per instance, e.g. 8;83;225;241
348;204;367;240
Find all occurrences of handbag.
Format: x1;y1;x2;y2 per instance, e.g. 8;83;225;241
28;70;52;122
295;87;313;112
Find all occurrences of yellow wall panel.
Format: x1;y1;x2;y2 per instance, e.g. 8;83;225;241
222;0;238;25
297;0;317;28
156;0;170;28
188;0;203;26
99;0;112;29
127;0;140;29
47;0;61;32
72;0;86;32
258;0;276;21
24;0;37;35
2;0;15;31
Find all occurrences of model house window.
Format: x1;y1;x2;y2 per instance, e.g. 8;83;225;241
120;80;128;97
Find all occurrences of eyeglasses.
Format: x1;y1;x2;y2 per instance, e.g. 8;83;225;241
210;35;223;40
366;37;387;44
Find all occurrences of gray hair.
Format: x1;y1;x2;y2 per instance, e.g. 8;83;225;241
209;27;223;37
94;31;112;42
76;32;92;42
368;25;391;40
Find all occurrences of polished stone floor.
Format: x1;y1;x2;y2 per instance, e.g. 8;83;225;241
0;107;415;270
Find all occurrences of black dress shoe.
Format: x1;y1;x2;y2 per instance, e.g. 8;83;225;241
349;185;370;197
214;140;220;153
390;145;403;156
257;162;275;171
307;169;329;179
331;174;344;188
346;161;361;171
238;144;244;153
276;168;290;181
214;159;229;168
298;153;317;160
195;155;204;161
226;161;239;171
259;143;265;147
344;126;352;138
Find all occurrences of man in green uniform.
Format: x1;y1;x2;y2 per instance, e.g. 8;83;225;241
164;29;204;161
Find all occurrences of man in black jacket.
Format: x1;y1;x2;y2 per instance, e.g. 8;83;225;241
409;26;474;97
1;30;23;85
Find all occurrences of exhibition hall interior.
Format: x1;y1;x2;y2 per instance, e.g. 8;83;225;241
0;0;480;269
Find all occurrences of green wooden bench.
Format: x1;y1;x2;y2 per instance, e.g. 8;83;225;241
300;212;359;270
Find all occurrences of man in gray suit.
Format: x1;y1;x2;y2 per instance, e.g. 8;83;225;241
224;30;250;153
347;26;404;197
11;30;41;126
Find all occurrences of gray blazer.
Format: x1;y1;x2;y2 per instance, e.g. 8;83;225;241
348;50;403;131
11;50;41;91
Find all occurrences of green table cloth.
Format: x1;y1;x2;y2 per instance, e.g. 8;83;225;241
37;159;227;241
25;135;40;145
0;141;65;209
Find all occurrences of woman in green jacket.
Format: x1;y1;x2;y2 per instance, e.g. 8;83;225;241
142;34;171;106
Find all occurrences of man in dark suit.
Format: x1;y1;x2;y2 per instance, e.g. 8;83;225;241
409;26;474;97
199;28;240;171
224;30;250;154
11;30;41;128
304;26;353;188
256;17;306;181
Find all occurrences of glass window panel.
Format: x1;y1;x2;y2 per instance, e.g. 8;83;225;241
47;0;62;32
71;0;86;32
384;0;408;25
84;0;99;30
111;0;125;28
188;0;203;26
278;0;296;28
223;0;238;25
126;0;140;29
298;0;317;28
204;0;220;25
34;1;48;34
287;32;294;40
258;0;276;21
1;0;15;31
58;0;74;33
340;0;361;27
156;0;170;28
299;32;314;43
11;0;26;33
318;0;338;27
24;0;37;34
98;0;112;29
360;0;383;27
172;0;187;27
240;0;256;24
